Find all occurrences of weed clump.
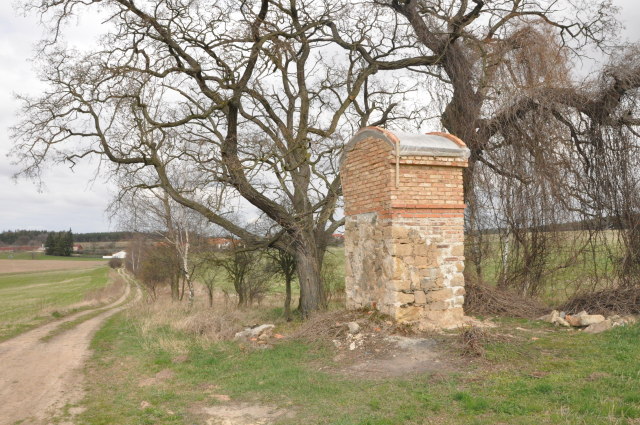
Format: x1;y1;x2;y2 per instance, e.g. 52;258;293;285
458;326;488;357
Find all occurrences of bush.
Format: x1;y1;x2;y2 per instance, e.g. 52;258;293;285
323;253;345;302
108;258;123;269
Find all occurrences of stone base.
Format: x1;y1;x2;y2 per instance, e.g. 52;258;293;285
344;211;466;329
418;308;465;330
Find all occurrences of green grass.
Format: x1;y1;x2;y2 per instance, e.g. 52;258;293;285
39;272;136;342
72;311;640;425
467;230;625;305
0;252;106;261
0;266;110;341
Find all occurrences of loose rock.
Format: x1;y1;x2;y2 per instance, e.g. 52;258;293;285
347;322;360;334
537;310;559;323
538;309;635;334
584;319;613;334
578;315;605;326
233;324;275;341
565;315;581;327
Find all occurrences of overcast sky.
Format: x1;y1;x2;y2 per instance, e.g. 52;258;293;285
1;1;640;233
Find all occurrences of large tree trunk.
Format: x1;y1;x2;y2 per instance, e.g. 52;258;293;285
179;277;185;301
235;280;247;307
284;275;292;321
170;277;180;301
207;286;214;307
294;231;326;318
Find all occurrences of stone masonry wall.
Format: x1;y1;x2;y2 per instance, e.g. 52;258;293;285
342;132;467;329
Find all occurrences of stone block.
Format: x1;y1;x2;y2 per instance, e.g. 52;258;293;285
381;256;394;279
413;242;430;257
421;273;446;290
392;257;407;280
419;268;435;279
451;244;464;257
415;254;437;269
584;319;612;334
396;305;422;322
408;229;423;243
414;290;427;304
395;291;415;305
425;288;453;302
390;279;411;291
426;300;453;310
452;286;466;296
391;226;410;240
395;243;413;257
450;274;464;286
579;314;606;326
565;314;581;327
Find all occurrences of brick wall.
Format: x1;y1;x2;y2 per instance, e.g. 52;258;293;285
341;137;394;216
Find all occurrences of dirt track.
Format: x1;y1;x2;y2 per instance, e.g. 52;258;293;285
0;259;106;274
0;271;139;425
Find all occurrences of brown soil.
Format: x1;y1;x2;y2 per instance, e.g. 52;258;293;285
139;368;176;387
0;259;106;274
289;309;466;379
335;334;457;379
201;403;293;425
0;272;139;425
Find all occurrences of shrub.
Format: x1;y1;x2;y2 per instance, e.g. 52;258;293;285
108;258;123;269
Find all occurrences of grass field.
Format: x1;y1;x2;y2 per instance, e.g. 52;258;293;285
69;304;640;425
0;266;111;341
0;252;106;261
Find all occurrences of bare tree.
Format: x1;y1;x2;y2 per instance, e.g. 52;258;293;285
116;185;211;305
135;242;180;302
12;0;421;317
216;244;273;307
199;252;221;308
265;248;297;321
125;233;147;276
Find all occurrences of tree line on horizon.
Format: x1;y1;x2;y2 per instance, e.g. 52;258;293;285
0;230;139;247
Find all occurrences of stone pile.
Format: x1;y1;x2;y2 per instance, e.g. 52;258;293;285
233;324;275;341
333;321;366;351
538;310;637;334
